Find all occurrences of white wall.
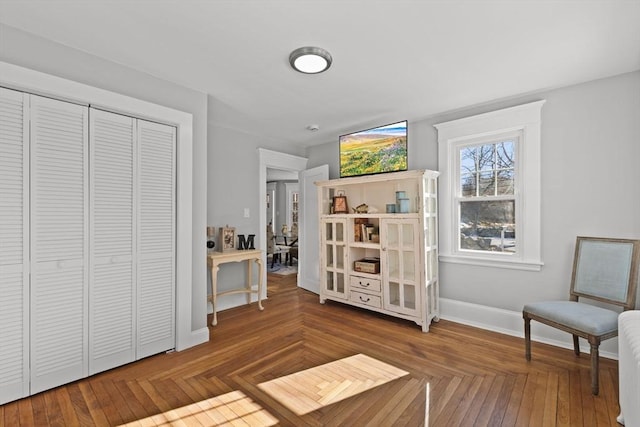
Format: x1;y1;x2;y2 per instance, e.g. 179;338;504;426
0;24;209;335
307;71;640;356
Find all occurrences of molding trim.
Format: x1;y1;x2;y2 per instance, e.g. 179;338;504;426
435;101;545;270
439;254;543;271
439;297;619;360
187;327;210;348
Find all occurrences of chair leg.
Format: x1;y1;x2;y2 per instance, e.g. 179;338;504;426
589;338;600;395
524;315;531;361
573;335;580;356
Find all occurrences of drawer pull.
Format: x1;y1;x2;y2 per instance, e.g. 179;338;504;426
359;296;371;303
359;281;370;287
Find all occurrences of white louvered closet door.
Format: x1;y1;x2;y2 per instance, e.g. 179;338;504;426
30;95;89;394
137;119;176;358
89;109;136;375
0;87;30;405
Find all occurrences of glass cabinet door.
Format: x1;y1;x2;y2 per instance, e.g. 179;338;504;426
321;218;347;299
381;218;421;316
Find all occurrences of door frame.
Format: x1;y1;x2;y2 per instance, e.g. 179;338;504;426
258;149;308;295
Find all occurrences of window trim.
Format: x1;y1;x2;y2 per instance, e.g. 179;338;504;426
435;101;545;271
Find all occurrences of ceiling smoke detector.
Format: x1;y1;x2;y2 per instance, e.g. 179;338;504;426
306;124;320;131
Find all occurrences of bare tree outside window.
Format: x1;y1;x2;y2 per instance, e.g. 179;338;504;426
459;140;516;252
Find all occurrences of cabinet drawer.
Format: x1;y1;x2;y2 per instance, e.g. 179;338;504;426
349;276;381;292
350;290;382;308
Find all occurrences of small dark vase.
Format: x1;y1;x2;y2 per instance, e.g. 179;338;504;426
207;240;215;249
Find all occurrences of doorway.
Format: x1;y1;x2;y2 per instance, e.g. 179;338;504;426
266;171;299;278
266;170;298;237
258;149;308;297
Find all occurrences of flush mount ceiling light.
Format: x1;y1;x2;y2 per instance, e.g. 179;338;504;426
289;46;332;74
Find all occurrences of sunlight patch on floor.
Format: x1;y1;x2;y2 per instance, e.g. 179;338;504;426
118;390;278;426
258;353;409;415
425;381;430;426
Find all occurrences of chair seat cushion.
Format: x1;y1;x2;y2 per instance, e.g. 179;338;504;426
523;301;619;336
274;245;289;254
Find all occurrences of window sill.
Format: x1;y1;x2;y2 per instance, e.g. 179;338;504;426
439;254;543;271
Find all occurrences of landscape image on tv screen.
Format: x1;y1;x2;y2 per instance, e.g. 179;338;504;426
339;120;408;178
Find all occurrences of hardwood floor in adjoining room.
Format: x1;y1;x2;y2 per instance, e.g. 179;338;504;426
2;273;621;426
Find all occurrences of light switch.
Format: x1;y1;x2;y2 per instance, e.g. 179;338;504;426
244;208;250;218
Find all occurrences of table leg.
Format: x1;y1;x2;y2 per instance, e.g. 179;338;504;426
256;257;264;311
210;263;220;326
246;259;252;305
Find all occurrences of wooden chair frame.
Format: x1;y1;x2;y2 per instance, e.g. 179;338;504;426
523;236;640;395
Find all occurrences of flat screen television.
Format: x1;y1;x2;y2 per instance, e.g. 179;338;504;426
339;120;408;178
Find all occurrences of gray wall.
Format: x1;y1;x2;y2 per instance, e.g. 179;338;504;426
308;70;640;311
306;142;339;178
206;98;305;309
306;118;439;179
0;24;209;332
6;21;637;329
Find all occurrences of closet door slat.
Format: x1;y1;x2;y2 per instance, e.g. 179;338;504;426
137;119;176;359
30;95;89;394
89;109;136;375
0;87;30;405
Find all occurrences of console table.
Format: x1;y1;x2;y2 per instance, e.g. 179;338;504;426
207;249;264;326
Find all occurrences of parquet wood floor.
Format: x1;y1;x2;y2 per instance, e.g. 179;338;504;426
1;273;621;426
258;353;409;416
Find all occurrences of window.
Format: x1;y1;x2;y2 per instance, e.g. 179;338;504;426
459;135;517;253
285;182;299;235
435;101;545;271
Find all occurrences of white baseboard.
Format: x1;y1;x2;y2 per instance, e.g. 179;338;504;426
179;327;209;350
439;298;618;360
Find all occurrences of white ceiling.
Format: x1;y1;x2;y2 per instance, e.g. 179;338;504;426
1;0;639;150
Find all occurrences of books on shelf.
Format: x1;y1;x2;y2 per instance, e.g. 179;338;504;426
354;219;379;243
354;218;367;242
